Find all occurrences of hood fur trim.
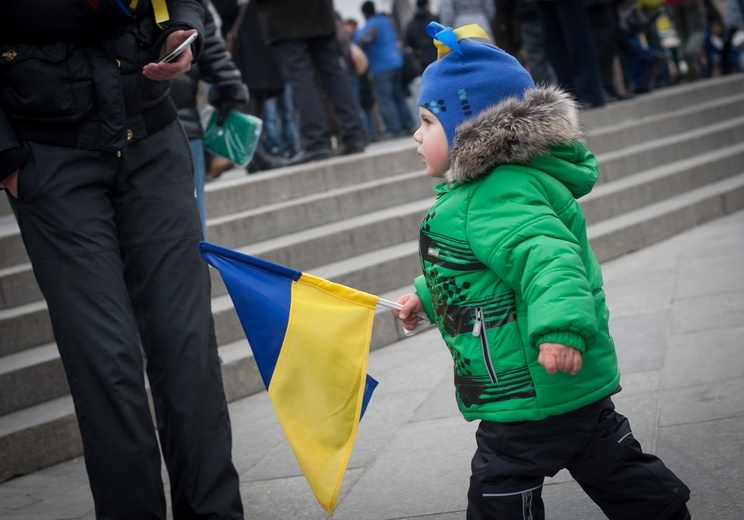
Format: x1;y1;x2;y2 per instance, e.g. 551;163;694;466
448;85;584;184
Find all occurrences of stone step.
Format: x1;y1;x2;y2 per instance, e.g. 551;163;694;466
0;343;66;416
204;138;421;219
586;92;744;155
0;197;10;218
583;141;744;223
5;126;744;314
3;75;744;482
0;395;80;484
203;80;744;223
208;198;434;299
588;172;744;261
200;74;744;223
4;119;744;354
6;150;742;414
0;262;40;311
0;300;51;358
581;73;744;130
3;83;743;273
597;115;744;184
4;172;743;478
206;170;435;250
0;333;268;483
0;214;26;271
0;292;412;484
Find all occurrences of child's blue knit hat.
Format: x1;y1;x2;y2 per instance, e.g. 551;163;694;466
417;23;535;148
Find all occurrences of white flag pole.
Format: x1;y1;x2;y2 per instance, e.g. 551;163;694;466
377;298;429;321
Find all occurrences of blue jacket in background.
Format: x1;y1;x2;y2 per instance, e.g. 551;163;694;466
354;13;403;75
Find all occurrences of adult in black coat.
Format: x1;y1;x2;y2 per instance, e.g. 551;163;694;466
0;1;244;517
212;0;295;171
532;0;607;108
254;0;367;161
170;0;248;235
405;0;441;70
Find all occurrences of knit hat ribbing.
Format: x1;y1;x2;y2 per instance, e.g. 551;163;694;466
417;23;535;148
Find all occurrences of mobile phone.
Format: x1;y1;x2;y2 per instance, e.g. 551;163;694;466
156;32;198;63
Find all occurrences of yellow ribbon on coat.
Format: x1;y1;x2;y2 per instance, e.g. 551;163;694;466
129;0;170;24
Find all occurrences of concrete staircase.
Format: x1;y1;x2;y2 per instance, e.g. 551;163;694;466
1;74;743;483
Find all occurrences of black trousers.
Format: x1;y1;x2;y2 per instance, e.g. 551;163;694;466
537;0;606;107
270;33;366;153
467;398;690;520
586;2;619;94
9;122;243;520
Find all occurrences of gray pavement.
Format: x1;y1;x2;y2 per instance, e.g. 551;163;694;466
1;209;743;519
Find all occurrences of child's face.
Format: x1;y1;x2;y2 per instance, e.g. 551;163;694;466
413;107;450;178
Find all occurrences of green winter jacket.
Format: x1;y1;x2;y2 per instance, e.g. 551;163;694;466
414;85;620;423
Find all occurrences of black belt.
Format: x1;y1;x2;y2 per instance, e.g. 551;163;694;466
11;98;178;150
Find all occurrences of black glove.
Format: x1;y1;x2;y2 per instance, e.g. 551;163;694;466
209;83;249;126
215;101;243;126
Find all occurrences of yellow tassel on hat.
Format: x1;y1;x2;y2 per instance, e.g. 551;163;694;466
433;24;490;60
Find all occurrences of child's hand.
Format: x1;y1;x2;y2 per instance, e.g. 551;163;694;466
392;293;425;331
538;343;582;375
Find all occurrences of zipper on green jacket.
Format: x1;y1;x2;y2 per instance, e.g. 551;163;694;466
473;307;498;384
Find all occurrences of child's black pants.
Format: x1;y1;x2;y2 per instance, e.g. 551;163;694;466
467;397;690;519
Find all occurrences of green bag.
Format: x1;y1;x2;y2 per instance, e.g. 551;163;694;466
202;106;262;167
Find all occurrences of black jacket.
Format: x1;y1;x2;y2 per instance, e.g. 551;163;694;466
404;8;440;69
0;0;205;181
254;0;336;45
212;0;283;98
170;1;248;139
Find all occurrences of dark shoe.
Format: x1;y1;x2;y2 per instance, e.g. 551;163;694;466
603;90;619;103
282;148;298;159
605;87;634;101
341;140;366;156
286;148;333;165
246;145;294;173
637;53;665;93
578;99;604;110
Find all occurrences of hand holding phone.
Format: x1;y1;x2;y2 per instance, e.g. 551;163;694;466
157;31;198;63
143;30;197;81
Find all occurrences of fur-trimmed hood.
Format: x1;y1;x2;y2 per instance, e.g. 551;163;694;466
448;85;585;185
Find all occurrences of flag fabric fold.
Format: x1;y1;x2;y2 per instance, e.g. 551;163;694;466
199;242;379;514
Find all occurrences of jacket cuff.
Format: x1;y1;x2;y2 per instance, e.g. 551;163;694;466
535;331;587;353
208;82;249;107
0;146;29;184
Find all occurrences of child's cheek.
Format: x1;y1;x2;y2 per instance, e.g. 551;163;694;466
428;145;450;173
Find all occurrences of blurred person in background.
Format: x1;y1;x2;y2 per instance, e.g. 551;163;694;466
356;0;416;138
587;0;635;101
212;0;294;172
438;0;497;41
721;0;744;73
533;0;607;108
171;0;248;234
405;0;441;70
254;0;367;163
663;0;708;80
262;84;300;159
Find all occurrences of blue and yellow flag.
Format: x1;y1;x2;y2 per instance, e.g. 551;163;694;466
199;242;379;515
